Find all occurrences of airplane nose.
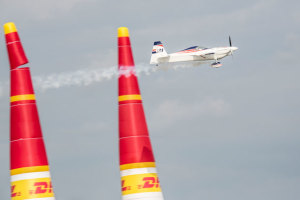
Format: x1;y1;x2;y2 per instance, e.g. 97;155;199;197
231;47;238;51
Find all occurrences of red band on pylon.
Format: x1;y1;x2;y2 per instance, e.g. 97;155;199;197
5;31;20;42
10;104;43;141
10;68;34;96
118;76;141;96
5;32;28;69
119;137;155;165
118;36;131;46
10;138;48;170
118;37;135;67
119;104;149;138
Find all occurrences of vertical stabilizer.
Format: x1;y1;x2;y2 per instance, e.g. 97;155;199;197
4;22;55;200
150;41;168;64
118;27;164;200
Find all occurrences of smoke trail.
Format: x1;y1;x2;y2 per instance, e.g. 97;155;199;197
33;66;117;91
33;63;159;91
0;62;208;100
0;62;207;94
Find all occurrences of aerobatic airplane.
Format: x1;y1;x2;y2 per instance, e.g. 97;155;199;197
150;37;238;68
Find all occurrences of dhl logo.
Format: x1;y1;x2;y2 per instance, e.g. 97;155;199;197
11;185;18;197
121;174;162;195
140;177;160;189
11;179;54;199
122;177;160;191
31;181;53;194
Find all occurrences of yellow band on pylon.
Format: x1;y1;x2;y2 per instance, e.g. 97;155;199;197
118;27;129;37
11;177;54;200
120;162;156;171
121;173;161;195
4;22;17;34
11;94;36;102
11;166;49;176
119;94;141;102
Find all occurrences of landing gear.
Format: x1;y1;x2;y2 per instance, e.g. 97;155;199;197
211;60;222;68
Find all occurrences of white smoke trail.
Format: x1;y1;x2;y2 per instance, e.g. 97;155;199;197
33;66;117;91
0;62;207;95
33;63;159;91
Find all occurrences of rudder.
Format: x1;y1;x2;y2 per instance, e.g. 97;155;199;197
150;41;168;64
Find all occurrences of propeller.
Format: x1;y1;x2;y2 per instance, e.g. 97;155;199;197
229;36;233;58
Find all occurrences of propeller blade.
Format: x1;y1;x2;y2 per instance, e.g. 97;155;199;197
229;36;234;59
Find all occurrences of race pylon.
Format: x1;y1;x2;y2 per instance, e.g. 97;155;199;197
4;22;55;200
118;27;164;200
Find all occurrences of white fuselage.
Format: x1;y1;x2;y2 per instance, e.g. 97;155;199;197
157;47;238;63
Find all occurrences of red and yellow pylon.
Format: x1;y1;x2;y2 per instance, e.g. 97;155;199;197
118;27;164;200
4;22;55;200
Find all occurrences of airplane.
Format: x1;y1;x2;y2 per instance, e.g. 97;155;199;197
150;37;238;68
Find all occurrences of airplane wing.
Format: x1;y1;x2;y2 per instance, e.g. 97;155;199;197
190;51;215;59
189;51;214;56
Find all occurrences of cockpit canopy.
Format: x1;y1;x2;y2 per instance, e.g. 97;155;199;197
181;46;208;51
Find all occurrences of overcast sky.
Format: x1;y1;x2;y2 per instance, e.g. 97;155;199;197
0;0;299;199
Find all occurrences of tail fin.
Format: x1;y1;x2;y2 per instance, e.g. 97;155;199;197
150;41;168;64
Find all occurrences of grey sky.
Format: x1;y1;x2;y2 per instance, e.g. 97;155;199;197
0;0;300;199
